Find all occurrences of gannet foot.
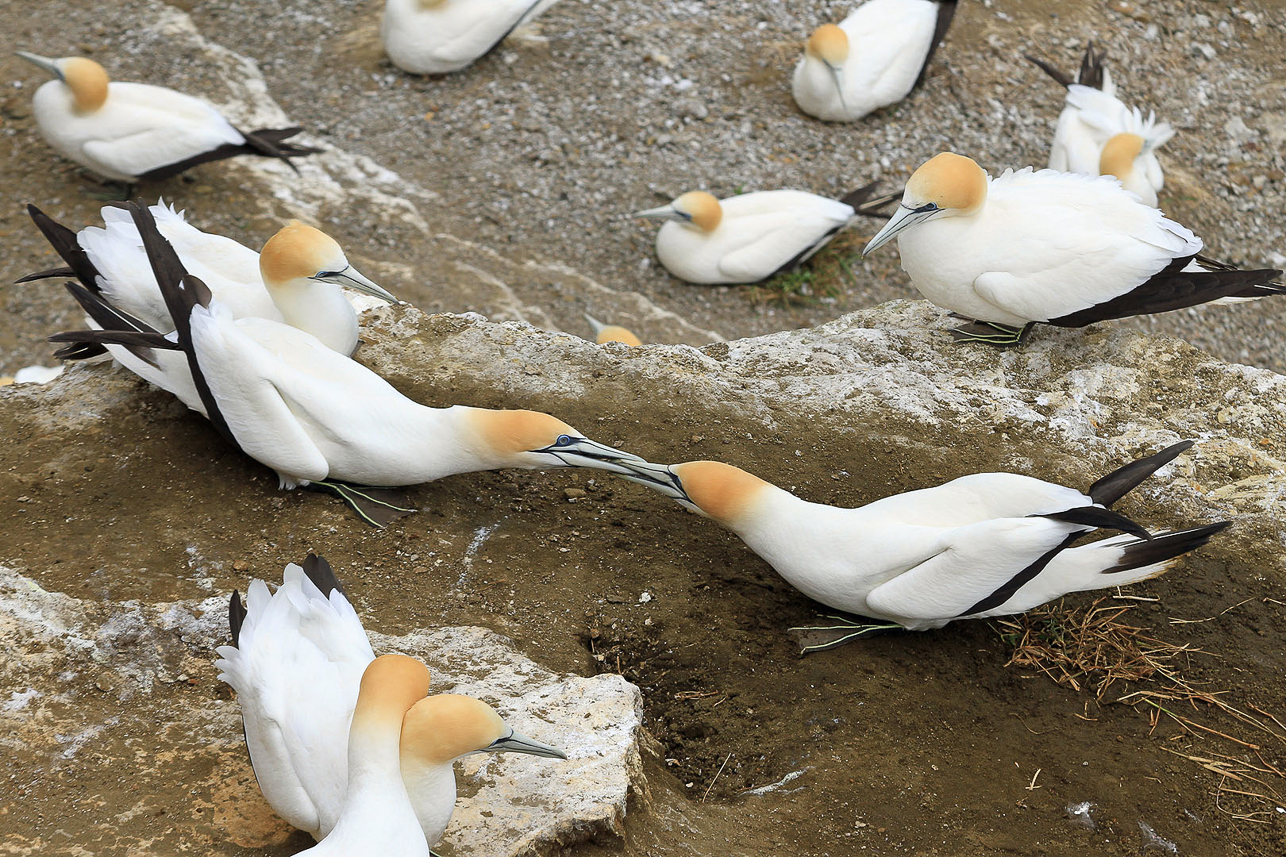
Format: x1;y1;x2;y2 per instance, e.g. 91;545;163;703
788;614;903;655
948;319;1035;348
309;480;418;528
78;173;135;201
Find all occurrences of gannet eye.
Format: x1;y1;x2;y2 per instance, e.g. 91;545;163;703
314;265;350;279
555;435;575;447
916;202;940;213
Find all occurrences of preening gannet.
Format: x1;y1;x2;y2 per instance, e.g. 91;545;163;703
381;0;561;75
16;52;318;186
792;0;957;122
21;202;396;359
584;313;641;347
635;184;895;285
49;203;668;524
862;152;1284;345
618;443;1230;652
1027;43;1174;205
216;556;566;846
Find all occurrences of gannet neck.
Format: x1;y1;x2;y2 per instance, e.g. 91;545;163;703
673;191;723;233
343;655;429;803
670;461;775;528
1099;133;1145;184
269;279;360;354
61;57;110;113
906;152;988;216
806;24;848;66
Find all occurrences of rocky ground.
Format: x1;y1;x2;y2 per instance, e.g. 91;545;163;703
1;0;1285;855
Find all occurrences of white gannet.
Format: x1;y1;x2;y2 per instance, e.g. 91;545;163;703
635;184;895;285
584;313;641;347
15;52;317;187
216;555;566;846
381;0;561;75
49;203;670;524
291;653;431;856
1027;43;1174;205
617;443;1230;652
861;152;1284;345
791;0;957;122
22;202;397;358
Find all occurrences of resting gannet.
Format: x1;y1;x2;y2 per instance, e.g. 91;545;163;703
49;203;668;524
618;443;1230;652
584;313;641;347
862;152;1284;345
792;0;957;122
16;52;317;186
635;184;895;285
1027;43;1173;205
217;556;566;846
381;0;561;75
22;202;397;359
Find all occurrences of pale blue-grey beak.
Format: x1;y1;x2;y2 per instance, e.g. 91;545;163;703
486;728;567;760
862;204;938;257
313;264;399;304
16;51;63;80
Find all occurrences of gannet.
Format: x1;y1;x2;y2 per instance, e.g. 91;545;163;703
635;184;895;285
792;0;957;122
292;653;430;855
584;313;641;347
1027;43;1173;205
16;52;317;187
21;202;397;359
861;152;1284;345
50;203;669;524
216;556;566;846
381;0;561;75
618;443;1230;652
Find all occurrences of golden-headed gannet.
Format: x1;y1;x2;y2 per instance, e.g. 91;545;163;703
381;0;561;75
15;52;318;186
216;555;566;846
50;203;667;524
290;653;431;855
861;152;1284;345
584;313;642;347
617;443;1229;652
635;184;895;285
1027;43;1173;205
792;0;957;122
21;202;397;358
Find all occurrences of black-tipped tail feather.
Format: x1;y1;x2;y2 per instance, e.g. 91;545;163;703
1089;441;1193;508
839;181;900;216
1102;522;1231;575
136;126;320;183
1038;505;1152;541
301;553;347;598
21;204;102;291
915;0;958;87
228;590;247;646
1025;41;1107;90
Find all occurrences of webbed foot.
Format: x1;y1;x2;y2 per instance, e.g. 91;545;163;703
310;480;417;528
948;319;1036;348
788;614;903;655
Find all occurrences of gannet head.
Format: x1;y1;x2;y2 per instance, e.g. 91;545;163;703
1098;132;1145;185
16;52;109;112
804;24;849;110
863;153;988;255
259;220;399;303
584;313;642;347
401;694;566;768
462;408;651;474
614;459;770;526
634;191;723;233
350;654;432;734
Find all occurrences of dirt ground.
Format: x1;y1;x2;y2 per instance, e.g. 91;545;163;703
2;0;1285;856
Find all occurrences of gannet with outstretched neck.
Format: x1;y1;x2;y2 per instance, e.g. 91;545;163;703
861;152;1283;345
635;183;895;285
792;0;957;122
49;203;667;523
381;0;562;75
216;556;567;846
16;52;317;185
617;443;1230;652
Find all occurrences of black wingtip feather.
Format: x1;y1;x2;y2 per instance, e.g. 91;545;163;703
915;0;958;88
1077;41;1107;91
301;553;347;599
24;204;102;291
1103;522;1232;575
1089;441;1194;508
1024;54;1072;88
229;590;247;646
1040;505;1152;541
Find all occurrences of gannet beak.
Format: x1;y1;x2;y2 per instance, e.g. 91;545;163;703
486;728;568;760
612;460;693;504
862;203;937;256
532;436;649;475
825;61;847;113
633;204;681;221
16;51;62;80
313;264;400;304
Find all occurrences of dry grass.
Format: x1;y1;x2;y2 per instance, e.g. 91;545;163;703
745;232;867;308
996;598;1285;822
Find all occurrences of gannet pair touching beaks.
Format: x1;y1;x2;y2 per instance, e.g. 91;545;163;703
635;184;895;285
618;443;1229;653
381;0;561;75
1027;43;1174;206
862;152;1284;346
16;52;317;188
792;0;957;122
48;203;670;525
217;556;565;851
